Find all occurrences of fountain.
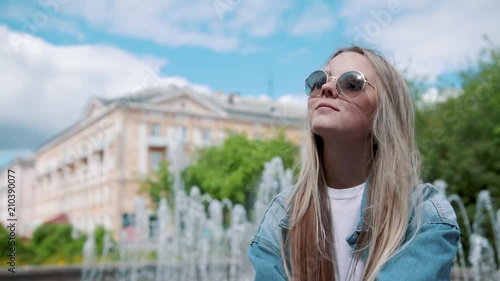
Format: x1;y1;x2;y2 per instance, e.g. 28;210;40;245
435;180;499;281
80;154;292;281
80;162;498;281
81;231;96;281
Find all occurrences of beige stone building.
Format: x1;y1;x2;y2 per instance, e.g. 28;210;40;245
32;87;306;239
0;155;35;238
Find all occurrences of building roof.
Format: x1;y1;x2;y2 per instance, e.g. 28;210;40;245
45;213;70;224
36;86;306;153
128;86;306;120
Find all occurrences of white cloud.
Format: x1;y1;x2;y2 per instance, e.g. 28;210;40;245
1;1;337;54
0;25;208;143
277;93;308;108
419;87;462;106
57;0;293;52
256;94;273;101
420;87;440;104
341;0;500;78
276;94;308;117
290;1;336;37
224;0;291;38
243;93;306;107
233;92;307;113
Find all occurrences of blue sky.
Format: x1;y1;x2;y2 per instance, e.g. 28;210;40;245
0;0;499;166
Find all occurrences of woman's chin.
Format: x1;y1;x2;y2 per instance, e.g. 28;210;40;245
311;124;341;138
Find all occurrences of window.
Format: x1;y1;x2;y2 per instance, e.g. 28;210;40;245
193;128;202;144
203;129;212;143
149;148;165;171
180;126;187;141
149;215;158;238
168;125;175;141
167;125;188;142
150;123;161;136
105;215;112;230
97;151;104;164
95;150;104;175
218;129;226;139
56;168;64;185
67;163;75;184
80;158;88;182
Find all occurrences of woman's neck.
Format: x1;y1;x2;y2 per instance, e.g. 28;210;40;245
322;136;370;189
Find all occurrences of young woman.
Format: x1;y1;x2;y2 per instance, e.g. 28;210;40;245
248;46;460;281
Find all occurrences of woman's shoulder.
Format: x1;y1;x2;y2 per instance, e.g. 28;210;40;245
416;183;459;227
259;186;295;227
272;186;295;208
248;187;293;280
252;186;295;247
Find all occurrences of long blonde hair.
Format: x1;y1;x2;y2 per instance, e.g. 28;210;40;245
283;46;422;281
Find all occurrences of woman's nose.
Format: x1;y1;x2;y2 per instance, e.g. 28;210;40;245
320;79;338;99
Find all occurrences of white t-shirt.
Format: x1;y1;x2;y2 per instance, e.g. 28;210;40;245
328;182;365;281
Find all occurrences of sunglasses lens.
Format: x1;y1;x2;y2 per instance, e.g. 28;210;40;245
337;71;366;97
305;71;327;96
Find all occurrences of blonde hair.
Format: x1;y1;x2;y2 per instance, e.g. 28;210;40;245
283;46;422;281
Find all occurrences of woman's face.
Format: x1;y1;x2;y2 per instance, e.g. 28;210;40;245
307;51;379;141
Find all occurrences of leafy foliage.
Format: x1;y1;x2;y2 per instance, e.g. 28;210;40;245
415;46;500;261
183;133;299;211
0;224;32;266
6;223;113;266
417;46;500;206
94;225;108;256
29;223;86;265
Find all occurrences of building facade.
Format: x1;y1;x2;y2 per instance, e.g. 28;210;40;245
31;87;306;239
0;155;35;238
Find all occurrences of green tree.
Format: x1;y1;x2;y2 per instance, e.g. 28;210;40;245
94;225;107;255
0;224;14;258
140;161;175;209
183;133;299;211
417;46;500;205
415;46;500;262
29;223;86;265
0;224;33;266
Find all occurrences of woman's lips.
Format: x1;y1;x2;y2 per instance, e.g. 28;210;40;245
316;103;339;111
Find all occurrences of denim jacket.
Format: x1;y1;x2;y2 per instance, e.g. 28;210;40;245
247;183;460;281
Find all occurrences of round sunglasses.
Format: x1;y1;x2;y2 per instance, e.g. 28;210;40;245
304;70;376;98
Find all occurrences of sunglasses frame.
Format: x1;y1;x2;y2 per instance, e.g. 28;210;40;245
305;69;376;98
